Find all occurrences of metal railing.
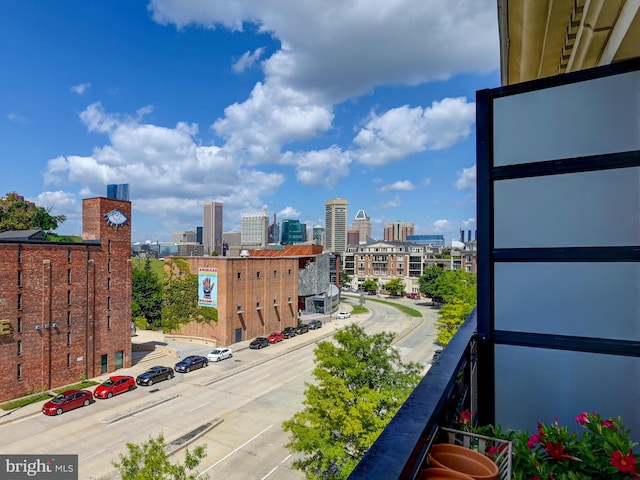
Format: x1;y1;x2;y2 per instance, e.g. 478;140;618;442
348;309;478;480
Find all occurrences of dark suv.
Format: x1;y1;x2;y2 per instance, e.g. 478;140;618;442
296;323;309;334
308;319;322;330
249;337;269;349
282;326;297;338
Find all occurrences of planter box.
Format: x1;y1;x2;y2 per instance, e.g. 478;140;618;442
433;427;512;480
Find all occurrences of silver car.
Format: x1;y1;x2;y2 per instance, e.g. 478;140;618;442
207;347;233;362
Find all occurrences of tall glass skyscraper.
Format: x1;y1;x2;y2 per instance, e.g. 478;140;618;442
107;184;129;201
280;219;307;245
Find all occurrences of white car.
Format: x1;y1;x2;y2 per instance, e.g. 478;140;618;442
207;347;233;362
336;311;351;319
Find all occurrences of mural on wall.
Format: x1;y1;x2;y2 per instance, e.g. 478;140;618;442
198;267;218;308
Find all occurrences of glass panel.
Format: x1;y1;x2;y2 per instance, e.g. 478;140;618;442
495;263;640;340
101;354;108;374
115;350;123;369
493;71;640;166
494;168;640;248
495;345;640;444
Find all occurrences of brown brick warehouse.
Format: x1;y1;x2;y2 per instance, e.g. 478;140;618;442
0;197;132;403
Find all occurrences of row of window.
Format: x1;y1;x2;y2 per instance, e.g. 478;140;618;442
16;293;113;310
236;269;293;280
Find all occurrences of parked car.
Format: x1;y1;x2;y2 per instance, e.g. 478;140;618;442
268;331;284;343
282;326;297;338
93;375;136;399
207;347;233;362
42;389;93;415
296;323;309;334
136;366;175;386
175;355;208;373
308;319;322;330
336;311;351;319
408;292;420;300
249;337;269;349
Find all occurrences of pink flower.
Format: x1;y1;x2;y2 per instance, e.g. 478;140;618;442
459;409;471;425
576;412;589;425
545;442;566;459
528;434;541;449
601;419;614;428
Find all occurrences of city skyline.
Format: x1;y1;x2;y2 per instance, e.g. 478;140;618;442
2;1;499;244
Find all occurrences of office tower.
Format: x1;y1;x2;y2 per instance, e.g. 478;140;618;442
352;209;372;241
241;210;269;248
347;229;360;246
196;226;203;244
268;213;280;244
106;183;130;201
313;225;324;246
384;221;414;242
172;230;197;243
203;202;223;255
281;219;307;245
324;198;348;252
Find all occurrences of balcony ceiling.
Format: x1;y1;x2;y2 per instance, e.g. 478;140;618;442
498;0;640;85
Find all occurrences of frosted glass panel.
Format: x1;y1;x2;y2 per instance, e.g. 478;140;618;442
495;346;640;443
494;263;640;340
494;168;640;248
493;71;640;166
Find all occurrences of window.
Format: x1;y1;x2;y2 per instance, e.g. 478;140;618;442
18;247;22;263
67;311;71;327
67;332;71;346
107;297;111;310
107;259;111;272
288;269;292;275
67;269;71;283
17;293;22;310
17;317;22;334
68;248;72;262
17;364;22;380
67;353;71;368
17;341;22;357
273;270;278;277
237;272;241;279
67;290;71;305
107;277;111;290
256;271;261;278
107;316;111;330
17;270;22;287
108;240;111;254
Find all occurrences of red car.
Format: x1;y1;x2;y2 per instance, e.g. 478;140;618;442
268;331;284;343
42;389;93;415
93;375;136;399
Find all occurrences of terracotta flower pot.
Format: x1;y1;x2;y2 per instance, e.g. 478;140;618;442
428;444;499;480
418;467;475;479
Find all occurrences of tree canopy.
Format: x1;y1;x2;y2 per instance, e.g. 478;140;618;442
112;433;207;480
361;278;377;295
384;278;404;296
132;258;162;328
283;324;422;479
0;191;66;232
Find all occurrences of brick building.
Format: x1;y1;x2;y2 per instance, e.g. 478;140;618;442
0;197;132;403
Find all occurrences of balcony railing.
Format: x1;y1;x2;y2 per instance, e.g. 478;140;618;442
348;309;478;480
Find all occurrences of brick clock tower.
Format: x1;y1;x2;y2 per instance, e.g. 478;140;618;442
82;197;132;377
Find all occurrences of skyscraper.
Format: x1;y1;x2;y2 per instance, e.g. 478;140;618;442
384;222;414;242
241;210;269;249
106;183;129;201
203;202;223;255
352;209;372;241
281;219;307;245
268;213;280;244
324;198;348;252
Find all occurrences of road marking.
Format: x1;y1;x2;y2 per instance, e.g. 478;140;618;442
260;453;293;480
80;449;106;462
249;374;270;384
296;356;311;363
198;424;274;477
179;401;211;416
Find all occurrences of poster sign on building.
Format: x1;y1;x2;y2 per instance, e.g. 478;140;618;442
198;267;218;308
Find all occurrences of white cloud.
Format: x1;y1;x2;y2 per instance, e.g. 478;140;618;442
7;112;28;124
232;47;265;73
432;219;452;233
423;177;432;187
353;98;476;166
455;165;476;190
282;146;351;188
378;196;401;209
71;83;91;95
278;206;300;218
379;180;415;192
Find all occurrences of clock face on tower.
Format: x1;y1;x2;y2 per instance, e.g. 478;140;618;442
104;209;128;228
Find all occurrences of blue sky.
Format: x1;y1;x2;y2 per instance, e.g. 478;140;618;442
1;0;500;243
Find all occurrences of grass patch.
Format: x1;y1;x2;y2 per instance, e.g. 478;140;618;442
362;297;423;317
350;305;369;315
0;380;99;411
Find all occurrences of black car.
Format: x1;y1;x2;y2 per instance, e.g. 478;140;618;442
296;323;309;334
174;355;208;373
249;337;269;349
136;366;175;386
308;319;322;330
282;326;297;339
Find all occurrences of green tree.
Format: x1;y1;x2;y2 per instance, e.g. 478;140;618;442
361;278;378;295
0;191;66;233
339;270;352;289
436;299;476;345
384;277;404;296
162;258;217;332
112;433;207;480
418;265;444;301
132;258;162;328
431;270;476;305
283;324;422;479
